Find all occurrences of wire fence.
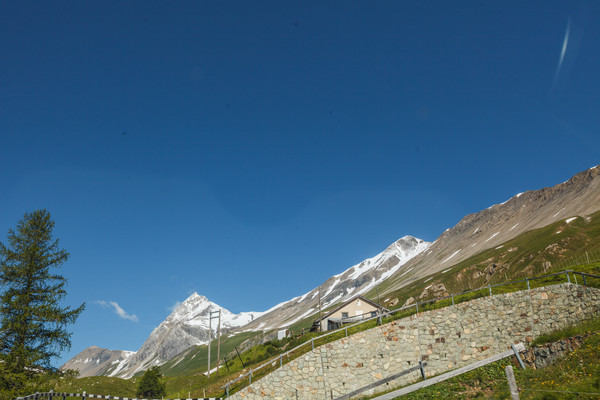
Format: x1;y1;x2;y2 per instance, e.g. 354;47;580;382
219;251;600;379
16;267;600;400
445;249;600;291
220;269;600;396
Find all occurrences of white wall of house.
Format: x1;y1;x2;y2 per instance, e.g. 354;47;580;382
320;298;380;331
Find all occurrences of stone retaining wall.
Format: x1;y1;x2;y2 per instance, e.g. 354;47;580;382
523;334;586;369
229;283;600;399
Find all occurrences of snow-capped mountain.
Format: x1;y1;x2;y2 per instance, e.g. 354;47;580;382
116;294;266;378
60;346;134;378
62;236;428;378
62;165;600;378
238;235;430;332
63;295;265;378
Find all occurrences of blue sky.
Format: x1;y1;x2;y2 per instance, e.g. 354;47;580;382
1;1;599;367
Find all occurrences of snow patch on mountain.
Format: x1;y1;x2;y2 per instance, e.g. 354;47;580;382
280;307;316;328
442;249;461;264
324;278;341;297
65;236;431;378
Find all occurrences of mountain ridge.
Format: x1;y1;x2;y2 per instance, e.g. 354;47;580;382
378;165;600;295
61;235;429;377
61;164;600;378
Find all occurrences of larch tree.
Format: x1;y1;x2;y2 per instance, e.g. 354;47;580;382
0;210;85;397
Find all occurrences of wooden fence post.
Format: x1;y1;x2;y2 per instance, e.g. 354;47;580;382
505;365;520;400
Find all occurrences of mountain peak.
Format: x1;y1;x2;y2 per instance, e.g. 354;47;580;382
183;292;207;302
167;293;214;323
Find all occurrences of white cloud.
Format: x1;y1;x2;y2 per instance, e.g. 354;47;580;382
96;300;139;322
168;301;182;313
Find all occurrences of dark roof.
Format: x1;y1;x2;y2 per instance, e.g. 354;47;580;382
315;295;389;323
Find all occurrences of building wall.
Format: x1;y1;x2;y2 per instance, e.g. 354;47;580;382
229;283;600;399
320;298;380;331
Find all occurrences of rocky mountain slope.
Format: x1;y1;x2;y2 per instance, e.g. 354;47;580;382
113;294;267;378
62;235;429;378
380;165;600;295
238;235;430;333
62;296;264;378
62;164;600;378
60;346;134;377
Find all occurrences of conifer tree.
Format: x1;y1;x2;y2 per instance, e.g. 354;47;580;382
0;210;85;397
136;367;166;399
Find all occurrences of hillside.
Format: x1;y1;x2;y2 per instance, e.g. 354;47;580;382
61;165;600;380
376;209;600;309
62;236;430;378
368;316;600;399
238;236;430;332
235;165;600;336
380;165;600;295
144;211;600;383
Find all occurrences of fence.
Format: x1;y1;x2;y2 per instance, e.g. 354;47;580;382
370;343;527;400
552;250;600;272
221;269;600;396
333;361;428;400
16;393;221;400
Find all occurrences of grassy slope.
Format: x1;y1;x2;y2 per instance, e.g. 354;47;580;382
53;211;600;397
53;376;138;397
371;210;600;309
54;318;600;399
159;330;261;377
368;316;600;399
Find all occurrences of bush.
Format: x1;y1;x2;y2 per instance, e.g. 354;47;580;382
265;345;278;357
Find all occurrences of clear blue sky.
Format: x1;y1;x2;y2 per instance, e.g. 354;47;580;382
1;1;599;367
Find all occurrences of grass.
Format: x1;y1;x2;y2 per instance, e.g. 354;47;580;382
159;330;261;376
51;272;600;398
360;316;600;399
53;376;138;397
52;268;600;398
53;323;600;399
531;316;600;347
49;212;600;397
374;210;600;309
516;331;600;400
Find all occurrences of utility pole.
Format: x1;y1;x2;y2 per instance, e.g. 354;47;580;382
216;309;222;375
318;286;322;332
375;286;383;325
207;310;220;378
207;312;212;378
